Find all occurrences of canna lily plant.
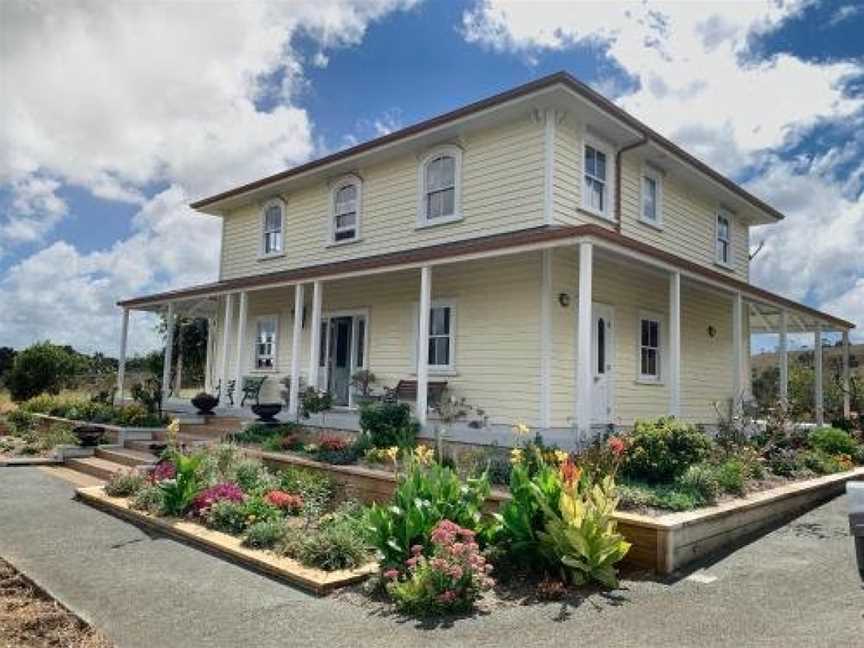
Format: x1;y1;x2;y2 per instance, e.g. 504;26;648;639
534;463;631;588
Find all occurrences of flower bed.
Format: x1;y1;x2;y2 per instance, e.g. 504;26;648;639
0;409;76;461
19;394;167;429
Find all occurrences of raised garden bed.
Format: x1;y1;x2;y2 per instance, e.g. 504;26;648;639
31;414;161;443
245;447;864;574
76;486;377;595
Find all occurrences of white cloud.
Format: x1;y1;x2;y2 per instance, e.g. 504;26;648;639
0;0;419;352
462;0;864;336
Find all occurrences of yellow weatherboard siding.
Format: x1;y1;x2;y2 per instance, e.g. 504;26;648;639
219;118;545;281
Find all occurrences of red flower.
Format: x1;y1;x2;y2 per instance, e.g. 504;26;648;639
264;490;303;512
559;458;582;486
608;436;627;457
319;435;348;452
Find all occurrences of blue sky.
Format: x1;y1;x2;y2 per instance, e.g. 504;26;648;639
1;0;863;355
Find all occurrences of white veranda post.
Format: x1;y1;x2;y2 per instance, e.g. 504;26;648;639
161;302;176;405
219;293;234;406
289;284;305;417
417;266;432;427
309;281;323;391
843;329;851;419
669;271;681;417
116;308;130;402
732;292;744;413
234;292;249;408
576;242;593;437
779;310;788;408
814;326;823;425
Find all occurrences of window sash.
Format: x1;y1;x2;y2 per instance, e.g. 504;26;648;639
255;319;277;369
642;176;657;221
263;205;283;254
717;215;731;263
419;305;454;369
333;184;358;240
424;155;456;220
584;145;607;213
639;318;660;379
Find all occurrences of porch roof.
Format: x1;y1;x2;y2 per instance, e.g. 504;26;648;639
118;224;854;331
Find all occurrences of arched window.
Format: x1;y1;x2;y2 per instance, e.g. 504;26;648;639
417;146;462;227
260;198;285;257
330;175;361;244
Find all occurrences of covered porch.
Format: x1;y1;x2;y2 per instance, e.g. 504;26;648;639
116;225;854;447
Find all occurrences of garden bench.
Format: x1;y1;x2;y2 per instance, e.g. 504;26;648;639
240;376;267;407
387;379;448;405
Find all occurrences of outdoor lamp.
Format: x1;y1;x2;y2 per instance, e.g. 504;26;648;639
847;481;864;580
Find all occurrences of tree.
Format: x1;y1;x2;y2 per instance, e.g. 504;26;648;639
5;342;82;401
0;347;16;383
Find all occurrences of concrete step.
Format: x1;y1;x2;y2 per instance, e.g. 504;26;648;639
95;446;158;467
66;456;131;481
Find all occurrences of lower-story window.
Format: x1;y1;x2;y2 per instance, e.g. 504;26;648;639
255;316;278;370
639;315;661;381
415;301;456;372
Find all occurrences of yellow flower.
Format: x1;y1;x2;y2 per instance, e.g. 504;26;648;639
512;422;531;437
385;446;400;464
166;418;181;447
510;448;524;465
413;445;435;465
554;449;569;465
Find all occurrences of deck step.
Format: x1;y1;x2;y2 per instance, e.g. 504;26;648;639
95;446;158;467
66;456;131;481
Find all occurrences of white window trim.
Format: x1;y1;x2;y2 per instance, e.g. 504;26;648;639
258;198;286;260
252;314;279;373
411;299;457;375
328;174;362;246
715;209;734;270
581;131;615;221
636;309;665;385
639;164;664;230
416;145;463;229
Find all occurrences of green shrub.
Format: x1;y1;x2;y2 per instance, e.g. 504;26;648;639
364;461;491;568
675;464;720;503
5;342;80;401
618;479;705;511
204;500;248;534
714;459;746;495
359;402;419;448
242;520;287;549
277;466;333;506
766;448;800;477
231;458;277;494
158;451;204;516
104;470;147;497
282;513;370;571
799;450;842;475
5;409;35;436
808;427;858;456
623;417;713;483
130;484;164;514
240;495;282;527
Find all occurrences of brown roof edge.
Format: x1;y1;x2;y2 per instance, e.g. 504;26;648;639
190;71;784;222
118;225;851;329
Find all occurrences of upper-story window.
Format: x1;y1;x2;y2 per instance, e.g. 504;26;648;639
716;210;732;267
583;137;612;219
417;145;462;227
330;175;361;244
260;199;285;257
640;166;663;227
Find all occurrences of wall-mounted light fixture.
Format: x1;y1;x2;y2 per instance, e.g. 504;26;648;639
558;293;571;308
707;325;717;338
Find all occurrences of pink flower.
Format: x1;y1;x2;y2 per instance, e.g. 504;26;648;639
405;556;419;568
608;436;627;457
383;569;399;581
150;461;176;482
437;589;457;604
410;544;423;555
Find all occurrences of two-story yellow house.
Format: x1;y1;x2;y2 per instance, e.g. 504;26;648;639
117;72;853;447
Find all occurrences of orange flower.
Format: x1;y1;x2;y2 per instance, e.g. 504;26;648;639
608;436;627;457
559;458;582;486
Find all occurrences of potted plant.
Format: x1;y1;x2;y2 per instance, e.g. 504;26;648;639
73;424;104;447
251;402;282;422
190;392;219;416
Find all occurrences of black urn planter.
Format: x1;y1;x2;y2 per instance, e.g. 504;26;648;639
251;402;282;422
191;392;219;416
73;425;104;448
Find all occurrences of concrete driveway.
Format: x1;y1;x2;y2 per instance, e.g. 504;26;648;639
0;467;861;647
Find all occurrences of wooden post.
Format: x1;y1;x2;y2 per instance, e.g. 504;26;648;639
814;326;823;425
308;281;323;391
161;302;175;406
779;310;788;408
116;308;130;402
669;271;681;417
842;329;851;419
289;284;305;417
219;294;234;406
576;242;593;437
539;249;552;428
732;292;743;414
234;292;248;409
417;266;432;426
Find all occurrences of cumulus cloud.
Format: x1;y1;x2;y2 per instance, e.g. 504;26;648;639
0;0;418;352
462;0;864;336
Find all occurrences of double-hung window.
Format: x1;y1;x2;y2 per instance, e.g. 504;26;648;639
331;176;361;243
716;211;732;266
583;143;609;217
640;166;663;226
255;316;278;370
639;316;661;381
261;200;284;257
415;302;456;372
418;146;462;226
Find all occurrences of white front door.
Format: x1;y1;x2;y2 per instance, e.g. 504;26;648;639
591;303;615;424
